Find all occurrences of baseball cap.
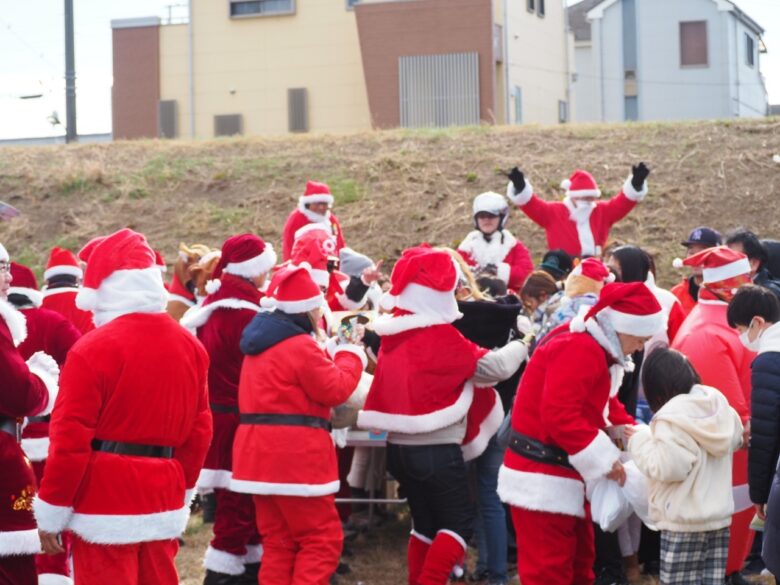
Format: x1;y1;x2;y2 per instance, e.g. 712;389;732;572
681;227;722;248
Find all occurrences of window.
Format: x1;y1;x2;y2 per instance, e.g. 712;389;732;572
680;21;708;67
527;0;535;13
214;114;243;137
346;0;360;8
746;34;755;67
538;0;545;17
559;100;568;123
229;0;294;18
288;88;309;133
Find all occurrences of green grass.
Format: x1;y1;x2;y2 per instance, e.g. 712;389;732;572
326;176;365;205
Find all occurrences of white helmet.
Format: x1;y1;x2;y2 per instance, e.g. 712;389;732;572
473;192;509;230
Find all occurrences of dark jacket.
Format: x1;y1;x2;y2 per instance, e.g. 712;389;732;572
754;268;780;302
749;347;780;504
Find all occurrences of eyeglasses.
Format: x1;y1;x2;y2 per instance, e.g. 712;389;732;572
0;262;9;274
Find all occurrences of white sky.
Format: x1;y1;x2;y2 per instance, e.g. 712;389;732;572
0;0;778;140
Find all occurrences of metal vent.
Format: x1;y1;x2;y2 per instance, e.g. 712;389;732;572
288;88;309;133
158;100;178;139
214;114;243;137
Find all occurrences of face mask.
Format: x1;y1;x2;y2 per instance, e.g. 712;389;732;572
739;319;763;352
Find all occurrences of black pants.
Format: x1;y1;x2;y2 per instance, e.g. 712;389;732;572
387;443;474;543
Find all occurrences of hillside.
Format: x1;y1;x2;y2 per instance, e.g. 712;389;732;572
1;119;779;286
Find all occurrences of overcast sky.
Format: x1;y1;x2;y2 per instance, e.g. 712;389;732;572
0;0;777;140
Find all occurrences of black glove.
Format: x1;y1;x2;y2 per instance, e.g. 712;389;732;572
508;167;526;194
481;263;498;277
631;162;650;191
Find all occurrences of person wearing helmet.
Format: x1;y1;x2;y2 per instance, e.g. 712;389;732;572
457;192;534;292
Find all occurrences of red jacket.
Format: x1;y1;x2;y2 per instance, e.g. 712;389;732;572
35;312;212;544
670;277;698;317
281;208;346;261
231;311;364;497
41;287;95;334
457;230;534;291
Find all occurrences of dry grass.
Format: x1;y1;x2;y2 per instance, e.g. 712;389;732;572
1;119;779;286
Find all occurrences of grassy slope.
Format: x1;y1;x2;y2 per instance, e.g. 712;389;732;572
1;119;779;286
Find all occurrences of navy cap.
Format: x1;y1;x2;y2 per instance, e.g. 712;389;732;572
681;227;722;248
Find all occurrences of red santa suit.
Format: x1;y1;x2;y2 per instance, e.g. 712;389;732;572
507;169;647;258
670;276;699;316
40;246;95;335
230;265;366;585
671;247;755;577
282;181;346;261
0;285;59;585
497;283;663;585
34;229;212;585
180;234;276;580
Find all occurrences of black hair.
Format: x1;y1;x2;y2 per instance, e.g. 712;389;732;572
726;228;768;269
45;274;79;288
727;284;780;328
642;347;701;413
610;245;651;284
476;276;507;297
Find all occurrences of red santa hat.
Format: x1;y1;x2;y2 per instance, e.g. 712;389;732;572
560;169;601;199
8;262;43;307
44;246;83;281
571;282;664;337
298;181;334;207
205;234;277;294
154;250;167;273
75;229;168;322
570;257;615;283
290;230;337;288
260;263;324;313
682;245;751;286
78;236;108;264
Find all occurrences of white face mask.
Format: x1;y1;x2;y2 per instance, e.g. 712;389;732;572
739;319;763;352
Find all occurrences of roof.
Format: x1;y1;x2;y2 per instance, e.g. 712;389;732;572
567;0;605;43
725;0;764;35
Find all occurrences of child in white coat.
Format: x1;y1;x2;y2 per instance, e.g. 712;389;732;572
627;347;743;585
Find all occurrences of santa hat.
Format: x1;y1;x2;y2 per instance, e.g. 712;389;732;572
44;246;83;281
260;263;324;313
8;262;43;307
298;181;334;207
682;246;751;286
78;236;108;264
154;250;167;273
570;258;615;284
0;243;8;262
205;234;277;294
561;169;601;199
379;245;461;322
294;222;332;241
291;230;337;288
75;229;167;321
571;282;664;337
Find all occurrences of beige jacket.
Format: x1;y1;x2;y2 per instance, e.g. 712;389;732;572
628;384;743;532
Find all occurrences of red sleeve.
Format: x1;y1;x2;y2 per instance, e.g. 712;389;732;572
517;195;556;229
295;338;364;407
0;320;50;417
607;395;636;426
457;248;477;268
598;191;637;226
666;302;685;344
506;241;535;291
49;316;82;366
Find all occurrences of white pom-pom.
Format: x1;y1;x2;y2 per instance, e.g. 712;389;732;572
259;297;276;309
75;288;98;311
606;272;616;284
672;258;684;269
379;293;397;312
560;179;572;191
205;279;221;295
569;315;587;333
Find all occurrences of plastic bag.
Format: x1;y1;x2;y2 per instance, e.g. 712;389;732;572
587;477;633;532
622;460;655;529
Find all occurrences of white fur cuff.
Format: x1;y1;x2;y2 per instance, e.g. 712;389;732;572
622;176;648;202
568;430;621;483
34;497;74;534
332;343;368;370
506;180;533;206
38;574;74;585
26;352;60;416
203;545;246;575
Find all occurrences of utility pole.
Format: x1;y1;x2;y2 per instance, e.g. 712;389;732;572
64;0;77;143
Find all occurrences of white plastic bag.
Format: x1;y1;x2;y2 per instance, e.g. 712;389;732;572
622;460;656;529
587;477;633;532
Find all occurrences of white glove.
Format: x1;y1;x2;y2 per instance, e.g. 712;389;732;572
516;315;533;336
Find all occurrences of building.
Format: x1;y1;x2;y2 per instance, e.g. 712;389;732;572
111;0;570;140
568;0;769;122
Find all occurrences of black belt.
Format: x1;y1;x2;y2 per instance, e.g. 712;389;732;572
0;418;17;439
28;415;51;423
91;439;174;459
239;413;332;432
508;431;574;470
210;403;239;414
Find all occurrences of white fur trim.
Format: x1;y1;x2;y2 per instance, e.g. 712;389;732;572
0;528;41;555
411;529;433;545
331;343;368;370
457;230;518;270
180;298;261;332
438;529;467;551
371;312;456;337
335;291;366;311
22;436;50;462
563;197;597;256
308;268;330;289
26;352;59;415
497;465;585;518
230;478;340;497
204;279;221;295
358;380;474;434
203;545;246;575
622;176;648;202
506;180;533;206
196;468;232;491
44;265;83;281
702;258;751;284
244;544;263;563
294;222;332;240
568;430;621;483
223;245;277;279
78;267;168;328
68;504;192;544
33;498;73;534
263;294;324;314
600;306;665;337
41;287;76;298
168;293;195;307
198;250;222;266
461;391;504;462
496;262;511;284
299;194;334;206
568;188;602;199
382;281;461;327
0;299;26;345
297;203;332;223
8;287;43;308
38;574;74;585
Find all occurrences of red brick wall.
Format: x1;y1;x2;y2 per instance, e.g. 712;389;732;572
112;26;160;139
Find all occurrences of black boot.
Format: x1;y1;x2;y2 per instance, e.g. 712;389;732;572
201;492;217;524
203;569;242;585
238;562;260;585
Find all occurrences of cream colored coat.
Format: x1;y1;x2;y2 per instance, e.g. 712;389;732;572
628;384;743;532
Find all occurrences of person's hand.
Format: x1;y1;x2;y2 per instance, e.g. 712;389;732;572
361;260;384;286
755;503;767;521
606;460;626;487
507;167;526;193
480;263;498;277
742;420;751;451
39;530;64;555
623;425;638;440
631;162;650;191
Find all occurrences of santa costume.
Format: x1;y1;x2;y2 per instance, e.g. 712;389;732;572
281;181;346;262
457;191;533;291
506;165;649;258
34;229;213;585
671;246;755;580
670;227;723;317
358;246;526;585
41;246;95;335
497;282;664;585
230;264;366;585
0;244;60;585
180;234;276;585
7;262;81;585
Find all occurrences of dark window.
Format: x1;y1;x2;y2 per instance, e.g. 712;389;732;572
214;114;243;137
538;0;545;17
230;0;294;17
527;0;535;13
558;100;568;123
288;88;309;133
158;100;178;139
680;21;708;67
746;34;755;67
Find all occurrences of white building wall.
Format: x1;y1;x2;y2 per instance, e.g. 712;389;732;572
591;2;625;122
731;16;768;117
573;43;600;121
